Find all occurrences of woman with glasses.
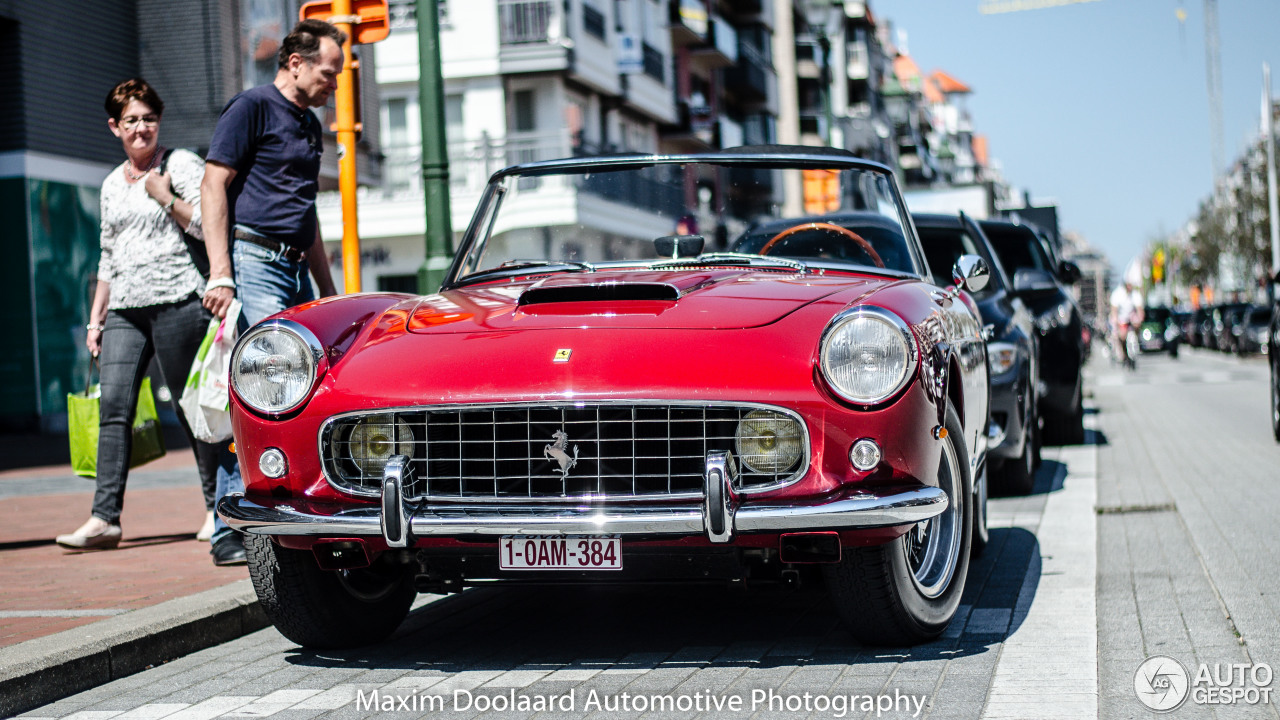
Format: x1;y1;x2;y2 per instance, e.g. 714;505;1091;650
57;78;232;552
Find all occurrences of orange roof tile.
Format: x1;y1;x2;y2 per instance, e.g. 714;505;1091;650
893;54;922;85
972;135;989;167
922;76;943;105
931;69;971;94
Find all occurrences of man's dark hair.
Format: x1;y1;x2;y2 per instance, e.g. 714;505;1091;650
278;19;347;69
104;78;164;120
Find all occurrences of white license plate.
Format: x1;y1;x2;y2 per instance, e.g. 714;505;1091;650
499;536;622;571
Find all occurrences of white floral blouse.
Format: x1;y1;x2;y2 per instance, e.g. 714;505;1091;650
97;148;206;309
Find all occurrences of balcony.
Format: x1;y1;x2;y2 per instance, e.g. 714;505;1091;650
661;100;719;151
669;0;709;47
689;16;737;69
846;40;869;80
723;41;769;104
498;0;570;74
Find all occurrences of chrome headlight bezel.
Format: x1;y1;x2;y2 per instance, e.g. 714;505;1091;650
230;319;326;417
987;341;1018;375
819;306;919;406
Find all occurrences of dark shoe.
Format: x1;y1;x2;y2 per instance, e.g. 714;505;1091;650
211;533;247;566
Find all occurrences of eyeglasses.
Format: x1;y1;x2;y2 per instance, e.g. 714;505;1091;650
118;115;160;130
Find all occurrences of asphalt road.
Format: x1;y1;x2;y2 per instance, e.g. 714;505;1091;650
13;345;1280;720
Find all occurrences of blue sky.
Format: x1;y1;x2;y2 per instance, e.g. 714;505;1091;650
872;0;1280;270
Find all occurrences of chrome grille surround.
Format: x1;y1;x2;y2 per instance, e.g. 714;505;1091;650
318;401;810;502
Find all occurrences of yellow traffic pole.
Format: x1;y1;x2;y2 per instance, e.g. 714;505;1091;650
331;0;362;292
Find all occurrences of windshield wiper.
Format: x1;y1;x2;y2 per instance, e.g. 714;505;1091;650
453;260;595;287
651;252;808;272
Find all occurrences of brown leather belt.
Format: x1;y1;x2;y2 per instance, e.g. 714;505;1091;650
234;229;307;263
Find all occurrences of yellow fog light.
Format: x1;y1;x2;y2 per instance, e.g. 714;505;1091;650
348;416;414;477
735;410;803;474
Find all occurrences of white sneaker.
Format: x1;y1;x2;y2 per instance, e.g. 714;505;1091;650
196;510;216;542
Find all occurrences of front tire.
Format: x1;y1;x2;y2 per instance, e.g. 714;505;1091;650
824;405;972;645
245;534;416;649
1043;379;1085;446
1271;354;1280;443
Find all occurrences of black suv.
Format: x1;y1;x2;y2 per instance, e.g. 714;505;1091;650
980;219;1086;444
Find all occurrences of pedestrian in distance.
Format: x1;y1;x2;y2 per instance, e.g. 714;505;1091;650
199;19;343;565
57;78;234;551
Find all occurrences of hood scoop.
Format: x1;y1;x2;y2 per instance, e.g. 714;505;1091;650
518;280;680;306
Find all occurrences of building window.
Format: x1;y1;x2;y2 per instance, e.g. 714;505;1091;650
582;4;606;39
445;94;464;142
641;42;664;82
383;96;416;192
513;89;536;132
388;0;450;29
378;274;420;293
241;0;291;90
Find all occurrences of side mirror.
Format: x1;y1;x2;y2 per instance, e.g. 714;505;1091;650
655;234;705;259
1059;260;1082;285
951;254;990;293
1012;268;1058;294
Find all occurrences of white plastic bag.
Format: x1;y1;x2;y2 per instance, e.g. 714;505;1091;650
180;299;242;443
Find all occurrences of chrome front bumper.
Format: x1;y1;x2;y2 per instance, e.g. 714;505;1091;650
218;452;949;545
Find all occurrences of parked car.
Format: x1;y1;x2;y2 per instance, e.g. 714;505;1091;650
979;219;1086;444
1211;303;1250;352
218;148;992;649
1192;307;1216;348
1234;305;1272;356
1138;306;1180;357
915;213;1039;495
1269;283;1280;441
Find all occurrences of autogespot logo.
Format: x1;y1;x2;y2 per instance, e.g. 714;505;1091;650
1135;656;1191;712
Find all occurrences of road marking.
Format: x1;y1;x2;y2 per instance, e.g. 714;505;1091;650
982;414;1098;719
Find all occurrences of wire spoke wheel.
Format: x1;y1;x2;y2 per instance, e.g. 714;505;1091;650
905;438;963;599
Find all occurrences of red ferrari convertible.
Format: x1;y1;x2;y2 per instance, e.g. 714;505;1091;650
219;147;991;649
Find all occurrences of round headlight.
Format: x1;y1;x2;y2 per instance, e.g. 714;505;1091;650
820;308;916;404
232;323;320;415
346;416;415;477
735;410;803;475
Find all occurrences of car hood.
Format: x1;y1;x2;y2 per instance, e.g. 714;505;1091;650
406;269;897;333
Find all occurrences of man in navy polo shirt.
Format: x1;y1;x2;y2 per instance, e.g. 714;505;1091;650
199;19;344;565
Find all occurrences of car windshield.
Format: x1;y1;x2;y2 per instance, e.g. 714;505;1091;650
1144;307;1171;323
983;224;1054;275
451;156;922;284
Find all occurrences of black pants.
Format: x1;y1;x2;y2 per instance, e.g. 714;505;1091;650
91;294;226;524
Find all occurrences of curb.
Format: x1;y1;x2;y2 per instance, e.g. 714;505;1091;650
0;580;267;718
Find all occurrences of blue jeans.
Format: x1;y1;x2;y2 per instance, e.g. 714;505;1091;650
212;233;316;544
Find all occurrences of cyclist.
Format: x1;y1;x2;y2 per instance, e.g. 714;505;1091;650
1109;280;1144;369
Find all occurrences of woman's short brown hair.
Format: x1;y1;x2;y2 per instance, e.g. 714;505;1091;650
104;78;164;120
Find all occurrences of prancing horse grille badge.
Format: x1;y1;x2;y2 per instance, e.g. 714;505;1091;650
543;430;579;478
553;348;572;362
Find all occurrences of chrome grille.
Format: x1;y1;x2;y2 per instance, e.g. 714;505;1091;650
320;403;808;501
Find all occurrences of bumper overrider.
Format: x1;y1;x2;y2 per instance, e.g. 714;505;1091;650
217;451;949;546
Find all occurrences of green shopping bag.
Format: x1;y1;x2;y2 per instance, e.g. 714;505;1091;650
68;374;168;478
